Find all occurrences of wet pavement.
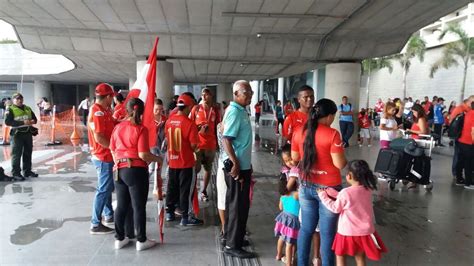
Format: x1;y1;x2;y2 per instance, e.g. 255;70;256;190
0;124;473;265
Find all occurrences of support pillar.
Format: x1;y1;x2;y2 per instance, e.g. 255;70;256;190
312;70;318;99
33;80;51;113
216;83;233;105
136;60;174;108
325;63;361;145
277;77;284;103
129;78;136;90
88;84;96;100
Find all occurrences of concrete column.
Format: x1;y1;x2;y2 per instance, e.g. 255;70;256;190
312;70;318;99
33;80;51;113
129;78;136;90
325;63;361;144
88;84;95;100
137;60;174;108
216;83;233;104
250;80;259;116
258;80;264;102
278;77;284;103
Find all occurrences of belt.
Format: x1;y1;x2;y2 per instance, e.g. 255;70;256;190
117;158;141;168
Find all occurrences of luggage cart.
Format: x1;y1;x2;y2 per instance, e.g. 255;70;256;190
375;130;435;192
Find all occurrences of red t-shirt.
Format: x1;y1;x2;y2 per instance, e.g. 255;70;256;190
423;101;432;114
113;102;127;121
165;114;199;169
374;102;384;113
283;110;308;141
291;124;344;186
459;110;474;145
255;105;261;114
284;104;294;116
88;103;115;162
358;114;371;129
189;104;220;150
110;121;149;169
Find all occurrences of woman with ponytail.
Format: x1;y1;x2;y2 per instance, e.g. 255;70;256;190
110;98;163;251
291;98;348;265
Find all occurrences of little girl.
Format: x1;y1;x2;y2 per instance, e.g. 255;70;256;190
317;160;387;266
275;176;300;266
280;144;298;190
379;101;399;149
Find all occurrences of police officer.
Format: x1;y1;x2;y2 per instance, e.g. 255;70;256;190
4;93;38;181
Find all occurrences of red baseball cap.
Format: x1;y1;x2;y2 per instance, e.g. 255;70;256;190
177;94;194;107
95;83;115;96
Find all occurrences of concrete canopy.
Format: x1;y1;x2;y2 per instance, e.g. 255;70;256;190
0;0;470;84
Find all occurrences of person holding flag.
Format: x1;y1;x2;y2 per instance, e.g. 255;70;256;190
164;93;204;226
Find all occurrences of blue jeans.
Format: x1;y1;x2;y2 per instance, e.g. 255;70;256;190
297;183;340;266
91;158;114;227
339;121;354;145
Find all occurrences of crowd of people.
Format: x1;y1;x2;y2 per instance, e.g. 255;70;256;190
1;80;472;265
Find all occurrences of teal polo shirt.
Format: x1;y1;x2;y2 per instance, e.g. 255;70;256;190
222;101;252;170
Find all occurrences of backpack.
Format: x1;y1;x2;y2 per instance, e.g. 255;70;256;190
340;103;352;115
448;113;465;139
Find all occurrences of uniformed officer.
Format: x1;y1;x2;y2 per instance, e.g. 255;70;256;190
4;93;38;181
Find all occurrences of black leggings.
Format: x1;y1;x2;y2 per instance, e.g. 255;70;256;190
457;142;474;186
115;167;149;242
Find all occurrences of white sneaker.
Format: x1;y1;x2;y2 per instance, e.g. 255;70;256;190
136;239;157;251
368;144;372;147
464;185;474;190
114;238;130;249
359;144;363;147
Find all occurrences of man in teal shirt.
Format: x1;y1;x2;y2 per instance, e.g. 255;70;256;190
222;80;256;259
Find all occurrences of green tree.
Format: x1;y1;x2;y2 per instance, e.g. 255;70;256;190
430;23;473;102
395;35;426;98
362;57;393;108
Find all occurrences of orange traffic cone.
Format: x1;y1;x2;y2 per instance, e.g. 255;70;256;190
46;105;62;146
0;125;10;145
70;106;81;143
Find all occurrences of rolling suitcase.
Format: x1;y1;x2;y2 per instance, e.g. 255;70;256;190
374;149;411;177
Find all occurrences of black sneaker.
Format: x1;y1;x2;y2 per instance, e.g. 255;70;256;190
455;179;465;186
181;216;204;226
166;212;175;222
12;173;25;181
90;223;114;235
24;171;38;178
224;247;256;258
103;217;114;227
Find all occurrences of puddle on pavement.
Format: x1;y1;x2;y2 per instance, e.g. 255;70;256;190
10;217;90;245
69;180;95;192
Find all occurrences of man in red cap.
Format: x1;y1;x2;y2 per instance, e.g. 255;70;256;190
164;93;203;226
88;83;116;234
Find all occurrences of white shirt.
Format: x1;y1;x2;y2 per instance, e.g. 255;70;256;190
379;117;397;141
78;99;90;110
403;101;413;115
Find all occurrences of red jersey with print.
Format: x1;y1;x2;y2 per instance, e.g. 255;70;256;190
291;124;344;186
110;121;149;169
358;114;371;129
283;110;308;141
165;114;199;169
88;103;115;162
189;104;220;150
459;110;474;145
113;102;127;121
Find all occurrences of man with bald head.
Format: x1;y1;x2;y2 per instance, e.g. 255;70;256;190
221;80;256;258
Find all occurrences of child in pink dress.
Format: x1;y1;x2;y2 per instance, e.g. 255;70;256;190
317;160;387;266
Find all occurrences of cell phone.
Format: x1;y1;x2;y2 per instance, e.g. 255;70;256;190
223;158;234;174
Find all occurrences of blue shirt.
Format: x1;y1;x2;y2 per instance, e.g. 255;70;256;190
222;101;252;170
281;195;300;216
338;104;353;122
434;104;445;125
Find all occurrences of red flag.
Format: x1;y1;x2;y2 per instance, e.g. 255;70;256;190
125;37;159;148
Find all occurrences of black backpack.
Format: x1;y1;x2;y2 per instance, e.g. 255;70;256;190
448;113;465;139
